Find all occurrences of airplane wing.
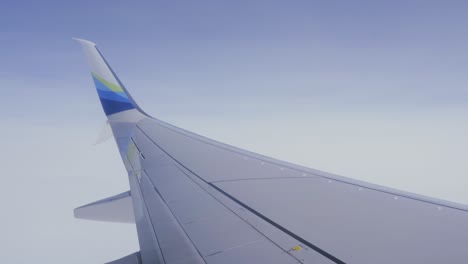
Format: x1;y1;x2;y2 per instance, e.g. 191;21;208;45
74;39;468;264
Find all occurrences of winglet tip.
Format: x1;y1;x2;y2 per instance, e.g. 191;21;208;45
73;38;96;47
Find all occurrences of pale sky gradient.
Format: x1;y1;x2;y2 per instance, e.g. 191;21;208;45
2;1;468;263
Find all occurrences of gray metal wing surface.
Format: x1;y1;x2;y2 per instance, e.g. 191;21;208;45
75;39;468;264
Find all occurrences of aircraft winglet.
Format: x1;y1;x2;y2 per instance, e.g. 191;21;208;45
74;38;148;119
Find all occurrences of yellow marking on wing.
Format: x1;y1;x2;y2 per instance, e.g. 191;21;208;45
126;141;137;161
292;245;302;251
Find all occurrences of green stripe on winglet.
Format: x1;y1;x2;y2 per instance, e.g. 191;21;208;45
91;72;124;92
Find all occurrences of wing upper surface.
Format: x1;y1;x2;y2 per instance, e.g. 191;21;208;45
132;117;468;264
131;120;333;264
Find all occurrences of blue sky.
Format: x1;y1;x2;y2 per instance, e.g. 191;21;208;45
3;0;468;121
2;1;468;263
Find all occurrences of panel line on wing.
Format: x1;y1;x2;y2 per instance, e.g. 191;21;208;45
210;176;318;183
169;163;303;262
141;169;209;263
126;154;167;264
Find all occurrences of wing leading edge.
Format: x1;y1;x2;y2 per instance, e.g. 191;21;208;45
75;39;468;264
